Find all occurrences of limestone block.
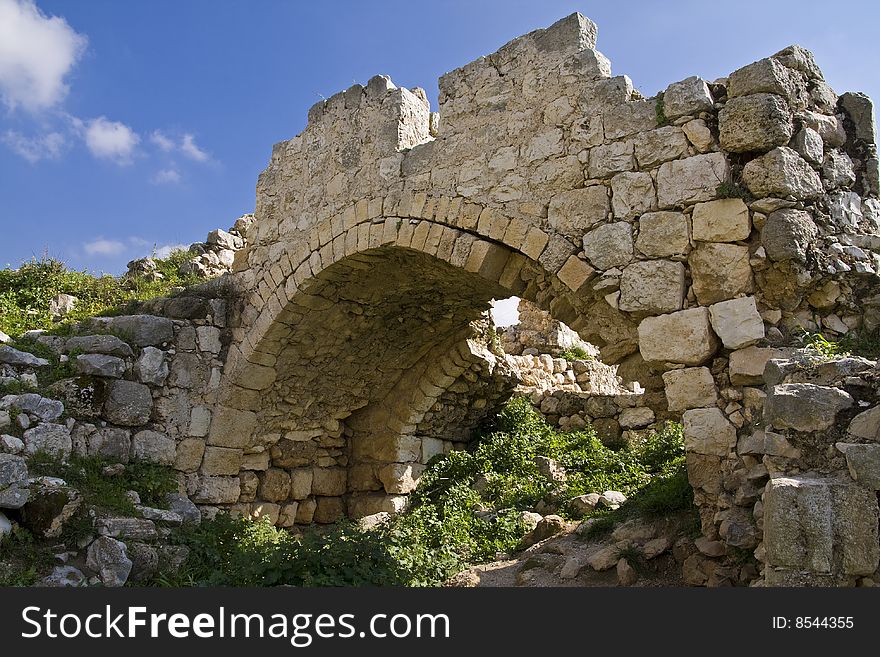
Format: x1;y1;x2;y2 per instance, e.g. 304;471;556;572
188;406;211;437
295;497;317;523
638;307;718;365
201;446;243;476
191;476;240;504
663;76;714;120
313;496;346;524
685;452;723;495
836;443;880;489
729;346;782;385
23;424;72;459
691;198;750;242
557;256;596;292
86;536;132;587
662;367;718;411
619;407;654;429
741;147;824;199
822;151;856;189
618;260;685;314
277;502;299;528
764;475;879;577
207;406;257;449
764;383;853;432
238;471;258;502
0;453;29;509
378;463;425;494
289;468;314;499
240;451;270;471
174;438;205;473
85;427;131;462
727;58;794;99
657;153;730;208
196;326;222;354
312;467;347;496
636;211;690;257
718;93;793;153
582;221;633;270
683;408;736;457
610;172;656;219
547;187;609;240
761;208;818;263
587;140;634;178
91;315;174;347
131;430;176;466
688;242;752;305
708;296;765;349
75;354;126;378
634;126;690;169
103;380;153;426
65;335;133;358
848;406;880;441
134;347;168;386
258;468;291;503
682;119;713;152
838;92;876;143
791;127;823;165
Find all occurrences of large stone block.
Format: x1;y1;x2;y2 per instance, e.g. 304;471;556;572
65;335;133;359
103;380;153;426
657;153;730;208
618;260;685;314
688;242;752;305
638;307;718;365
682;408;736;457
662;367;718;411
200;446;243;476
581;221;633;270
75;354;126;379
378;463;425;494
764;383;853;432
741;147;823;199
131;430;175;465
636;211;690;257
848;406;880;441
761;209;817;263
718;93;793;153
663;76;714;120
764;475;879;578
174;438;206;472
207;406;257;449
312;467;347;496
610;172;656;220
191;476;240;504
90;315;174;347
835;443;880;489
0;453;29;509
23;423;72;459
547;187;609;240
691;198;750;242
708;296;765;349
727;57;794;99
259;468;291;502
729;346;782;385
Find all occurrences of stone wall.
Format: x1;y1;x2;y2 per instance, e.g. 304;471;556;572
500;299;597;357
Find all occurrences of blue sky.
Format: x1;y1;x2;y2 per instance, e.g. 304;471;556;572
1;0;878;276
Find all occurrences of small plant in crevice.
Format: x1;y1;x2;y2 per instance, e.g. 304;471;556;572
558;346;593;362
655;92;669;127
715;181;753;202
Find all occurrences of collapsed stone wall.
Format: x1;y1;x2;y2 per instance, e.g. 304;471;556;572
499;299;597;357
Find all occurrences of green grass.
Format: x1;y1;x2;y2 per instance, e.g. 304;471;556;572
715;181;753;202
799;328;880;361
0;253;201;339
558;346;593;362
0;525;55;586
158;397;692;587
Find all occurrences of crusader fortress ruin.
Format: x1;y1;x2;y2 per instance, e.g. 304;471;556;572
2;13;879;587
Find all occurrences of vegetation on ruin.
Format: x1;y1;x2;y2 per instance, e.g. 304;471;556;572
558;346;593;361
0;253;199;339
157;398;693;587
799;328;880;361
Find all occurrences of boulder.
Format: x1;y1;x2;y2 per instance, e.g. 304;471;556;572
7;393;64;422
729;346;782;385
96;517;158;541
49;293;77;319
40;565;86;587
619;407;654;429
19;479;80;538
86;427;131;462
762;208;818;263
764;383;853;432
617;558;638;586
533;456;567;482
130;430;176;465
165;493;201;524
835;443;880;489
569;493;601;516
848;406;880;441
86;536;132;587
258;468;291;502
727;57;795;100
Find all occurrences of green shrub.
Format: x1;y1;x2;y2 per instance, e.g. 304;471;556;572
715;181;753;202
558;346;592;362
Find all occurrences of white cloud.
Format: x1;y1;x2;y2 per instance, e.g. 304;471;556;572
0;0;87;112
152;168;181;184
83;237;126;256
2;129;64;162
82;116;139;164
179;133;209;162
150;130;175;152
153;243;187;259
